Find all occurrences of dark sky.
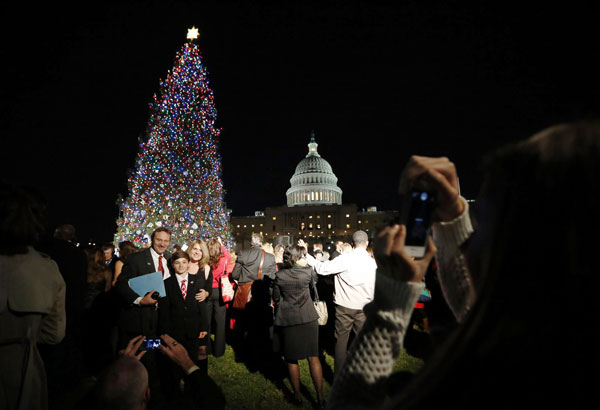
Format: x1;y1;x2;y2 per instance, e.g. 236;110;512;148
2;1;599;244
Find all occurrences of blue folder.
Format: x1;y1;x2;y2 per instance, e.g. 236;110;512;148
128;271;166;298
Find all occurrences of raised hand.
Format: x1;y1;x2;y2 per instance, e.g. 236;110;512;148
160;334;196;373
119;335;147;360
399;155;464;222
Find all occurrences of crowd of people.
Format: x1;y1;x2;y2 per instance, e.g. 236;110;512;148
2;120;599;409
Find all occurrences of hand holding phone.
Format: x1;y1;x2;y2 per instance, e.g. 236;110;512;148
140;338;162;351
399;156;464;222
120;335;148;360
400;180;436;258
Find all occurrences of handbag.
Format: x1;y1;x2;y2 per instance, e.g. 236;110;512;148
232;250;265;310
311;278;328;326
221;276;234;303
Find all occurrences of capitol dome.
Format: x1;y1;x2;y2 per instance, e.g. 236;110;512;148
286;132;343;206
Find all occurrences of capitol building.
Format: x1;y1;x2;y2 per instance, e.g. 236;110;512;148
230;132;398;251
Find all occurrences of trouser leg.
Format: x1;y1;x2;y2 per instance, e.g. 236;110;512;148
352;310;366;338
334;304;356;375
211;297;227;357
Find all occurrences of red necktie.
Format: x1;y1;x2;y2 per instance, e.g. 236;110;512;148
181;279;187;299
158;255;165;277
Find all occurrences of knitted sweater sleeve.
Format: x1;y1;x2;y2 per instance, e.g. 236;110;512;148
327;275;423;410
327;198;476;410
431;197;476;323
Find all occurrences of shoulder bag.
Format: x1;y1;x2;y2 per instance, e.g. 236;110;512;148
221;275;234;303
232;250;264;310
311;278;328;326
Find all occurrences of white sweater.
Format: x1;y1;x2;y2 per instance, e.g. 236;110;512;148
327;199;476;409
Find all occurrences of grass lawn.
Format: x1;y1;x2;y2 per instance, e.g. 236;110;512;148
207;343;424;409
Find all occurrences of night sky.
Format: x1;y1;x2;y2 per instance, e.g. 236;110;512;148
2;1;599;244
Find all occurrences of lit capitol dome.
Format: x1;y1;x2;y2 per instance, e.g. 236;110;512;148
286;131;343;206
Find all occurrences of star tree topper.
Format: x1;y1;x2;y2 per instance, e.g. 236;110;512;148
187;26;199;41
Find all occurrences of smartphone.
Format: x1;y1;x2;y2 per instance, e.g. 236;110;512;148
401;184;436;258
140;338;162;351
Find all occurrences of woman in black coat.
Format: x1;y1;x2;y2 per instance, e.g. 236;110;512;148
273;245;325;408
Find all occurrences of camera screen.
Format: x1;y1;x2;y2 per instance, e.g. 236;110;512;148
143;338;162;350
405;190;436;246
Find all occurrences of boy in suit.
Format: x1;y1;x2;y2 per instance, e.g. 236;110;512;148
159;250;212;390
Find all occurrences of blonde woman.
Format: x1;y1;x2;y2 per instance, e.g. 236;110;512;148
187;239;210;276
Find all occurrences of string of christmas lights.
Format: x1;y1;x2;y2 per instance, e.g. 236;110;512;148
114;38;233;249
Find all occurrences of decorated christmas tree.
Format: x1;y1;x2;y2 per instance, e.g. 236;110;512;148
114;27;233;249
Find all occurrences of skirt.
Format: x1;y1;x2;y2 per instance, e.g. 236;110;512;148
280;320;319;361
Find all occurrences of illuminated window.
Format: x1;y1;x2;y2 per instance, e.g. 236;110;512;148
346;224;350;229
327;224;332;229
309;215;313;219
316;224;321;229
346;214;350;218
327;215;332;218
358;220;362;224
272;216;277;220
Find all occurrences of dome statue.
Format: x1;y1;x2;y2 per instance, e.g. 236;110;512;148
286;131;343;206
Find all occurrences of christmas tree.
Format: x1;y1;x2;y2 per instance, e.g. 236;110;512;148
114;27;233;249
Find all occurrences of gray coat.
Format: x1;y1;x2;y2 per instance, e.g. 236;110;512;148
231;246;277;285
0;248;66;410
273;266;319;327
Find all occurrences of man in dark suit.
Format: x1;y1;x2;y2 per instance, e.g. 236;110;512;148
115;227;173;345
102;243;118;276
114;227;174;406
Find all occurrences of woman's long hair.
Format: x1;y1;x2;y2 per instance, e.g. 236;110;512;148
207;238;223;268
392;121;600;409
118;241;137;260
86;248;112;283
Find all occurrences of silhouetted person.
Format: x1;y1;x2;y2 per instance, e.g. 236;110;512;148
329;121;600;409
231;233;277;359
87;334;225;410
0;182;66;410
